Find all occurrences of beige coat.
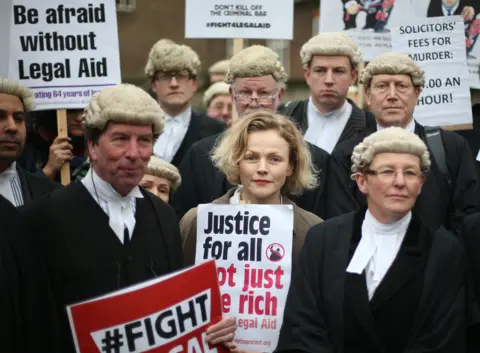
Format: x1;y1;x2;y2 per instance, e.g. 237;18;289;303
180;189;322;266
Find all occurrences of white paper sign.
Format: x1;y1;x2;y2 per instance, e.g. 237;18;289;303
195;204;294;352
185;0;294;40
319;0;412;61
390;16;472;126
410;0;480;89
1;0;121;110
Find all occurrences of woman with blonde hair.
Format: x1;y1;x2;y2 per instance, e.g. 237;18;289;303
180;109;322;266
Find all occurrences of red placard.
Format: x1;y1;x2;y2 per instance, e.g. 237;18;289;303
67;260;227;353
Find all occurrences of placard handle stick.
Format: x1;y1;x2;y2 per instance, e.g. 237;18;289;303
231;38;245;123
357;61;365;109
56;109;71;185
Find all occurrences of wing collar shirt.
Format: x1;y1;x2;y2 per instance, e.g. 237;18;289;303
346;210;411;300
82;168;143;243
0;162;23;207
304;97;352;154
377;118;416;134
153;106;192;162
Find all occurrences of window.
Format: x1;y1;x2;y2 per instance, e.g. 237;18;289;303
116;0;136;12
267;40;290;74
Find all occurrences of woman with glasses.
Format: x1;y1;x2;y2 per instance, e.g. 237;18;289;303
276;127;467;353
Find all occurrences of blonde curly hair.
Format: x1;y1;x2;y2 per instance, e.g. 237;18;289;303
351;127;430;179
360;52;425;90
211;110;317;195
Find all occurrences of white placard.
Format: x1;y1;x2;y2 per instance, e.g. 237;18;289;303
2;0;121;110
185;0;294;40
319;0;412;61
195;204;294;352
390;16;472;126
411;0;480;89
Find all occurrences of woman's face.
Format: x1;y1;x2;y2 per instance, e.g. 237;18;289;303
238;129;292;204
355;152;425;223
67;109;84;137
139;174;172;204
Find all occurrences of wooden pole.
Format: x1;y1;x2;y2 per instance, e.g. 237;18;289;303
357;61;365;109
56;109;71;185
231;38;245;123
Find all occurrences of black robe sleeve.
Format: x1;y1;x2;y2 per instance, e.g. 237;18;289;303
406;228;466;353
275;224;335;353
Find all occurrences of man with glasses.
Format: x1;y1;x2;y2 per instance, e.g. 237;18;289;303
171;45;329;219
278;32;376;155
327;52;478;235
203;81;232;126
145;39;226;167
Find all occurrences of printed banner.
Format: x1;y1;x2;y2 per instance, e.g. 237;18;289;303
67;261;227;353
1;0;121;110
195;204;294;352
390;16;472;126
185;0;294;39
319;0;412;61
411;0;479;89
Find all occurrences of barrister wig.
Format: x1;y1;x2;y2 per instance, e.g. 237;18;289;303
300;32;363;69
208;59;230;75
224;45;288;87
144;39;201;79
350;127;431;179
146;156;182;190
360;52;425;90
0;78;35;112
82;84;164;137
211;110;318;195
203;82;230;107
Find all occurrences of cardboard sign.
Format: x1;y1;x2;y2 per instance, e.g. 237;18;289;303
67;261;227;353
390;16;472;126
195;204;294;352
185;0;294;40
319;0;413;61
1;0;121;110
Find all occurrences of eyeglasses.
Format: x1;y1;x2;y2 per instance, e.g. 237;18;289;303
232;89;278;106
371;82;413;94
155;72;192;83
364;168;423;182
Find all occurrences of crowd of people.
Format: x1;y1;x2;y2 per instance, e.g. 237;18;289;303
0;30;480;352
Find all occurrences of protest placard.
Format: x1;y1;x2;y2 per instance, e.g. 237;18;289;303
67;260;227;353
185;0;294;40
390;16;472;126
319;0;412;61
0;0;121;110
411;0;480;89
195;204;294;352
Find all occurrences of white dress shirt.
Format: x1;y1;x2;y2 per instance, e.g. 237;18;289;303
0;162;23;207
153;107;192;162
377;119;416;134
346;210;411;300
304;98;352;154
82;168;143;244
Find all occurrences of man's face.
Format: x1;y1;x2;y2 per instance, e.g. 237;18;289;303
0;93;26;163
231;75;283;122
67;109;84;137
305;55;357;113
88;122;154;196
366;74;420;128
207;94;233;126
442;0;458;7
151;70;198;113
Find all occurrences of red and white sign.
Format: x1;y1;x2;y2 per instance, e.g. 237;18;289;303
67;260;227;353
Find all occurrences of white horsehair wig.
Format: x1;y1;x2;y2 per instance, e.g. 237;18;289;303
82;83;164;137
208;59;230;75
0;78;35;111
203;82;230;107
350;127;431;179
146;156;182;190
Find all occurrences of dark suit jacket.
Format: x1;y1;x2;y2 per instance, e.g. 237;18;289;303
277;99;377;152
275;209;466;353
170;112;226;167
16;165;61;207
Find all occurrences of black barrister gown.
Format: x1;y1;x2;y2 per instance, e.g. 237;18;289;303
22;182;184;353
275;209;466;353
0;194;60;352
326;123;479;233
